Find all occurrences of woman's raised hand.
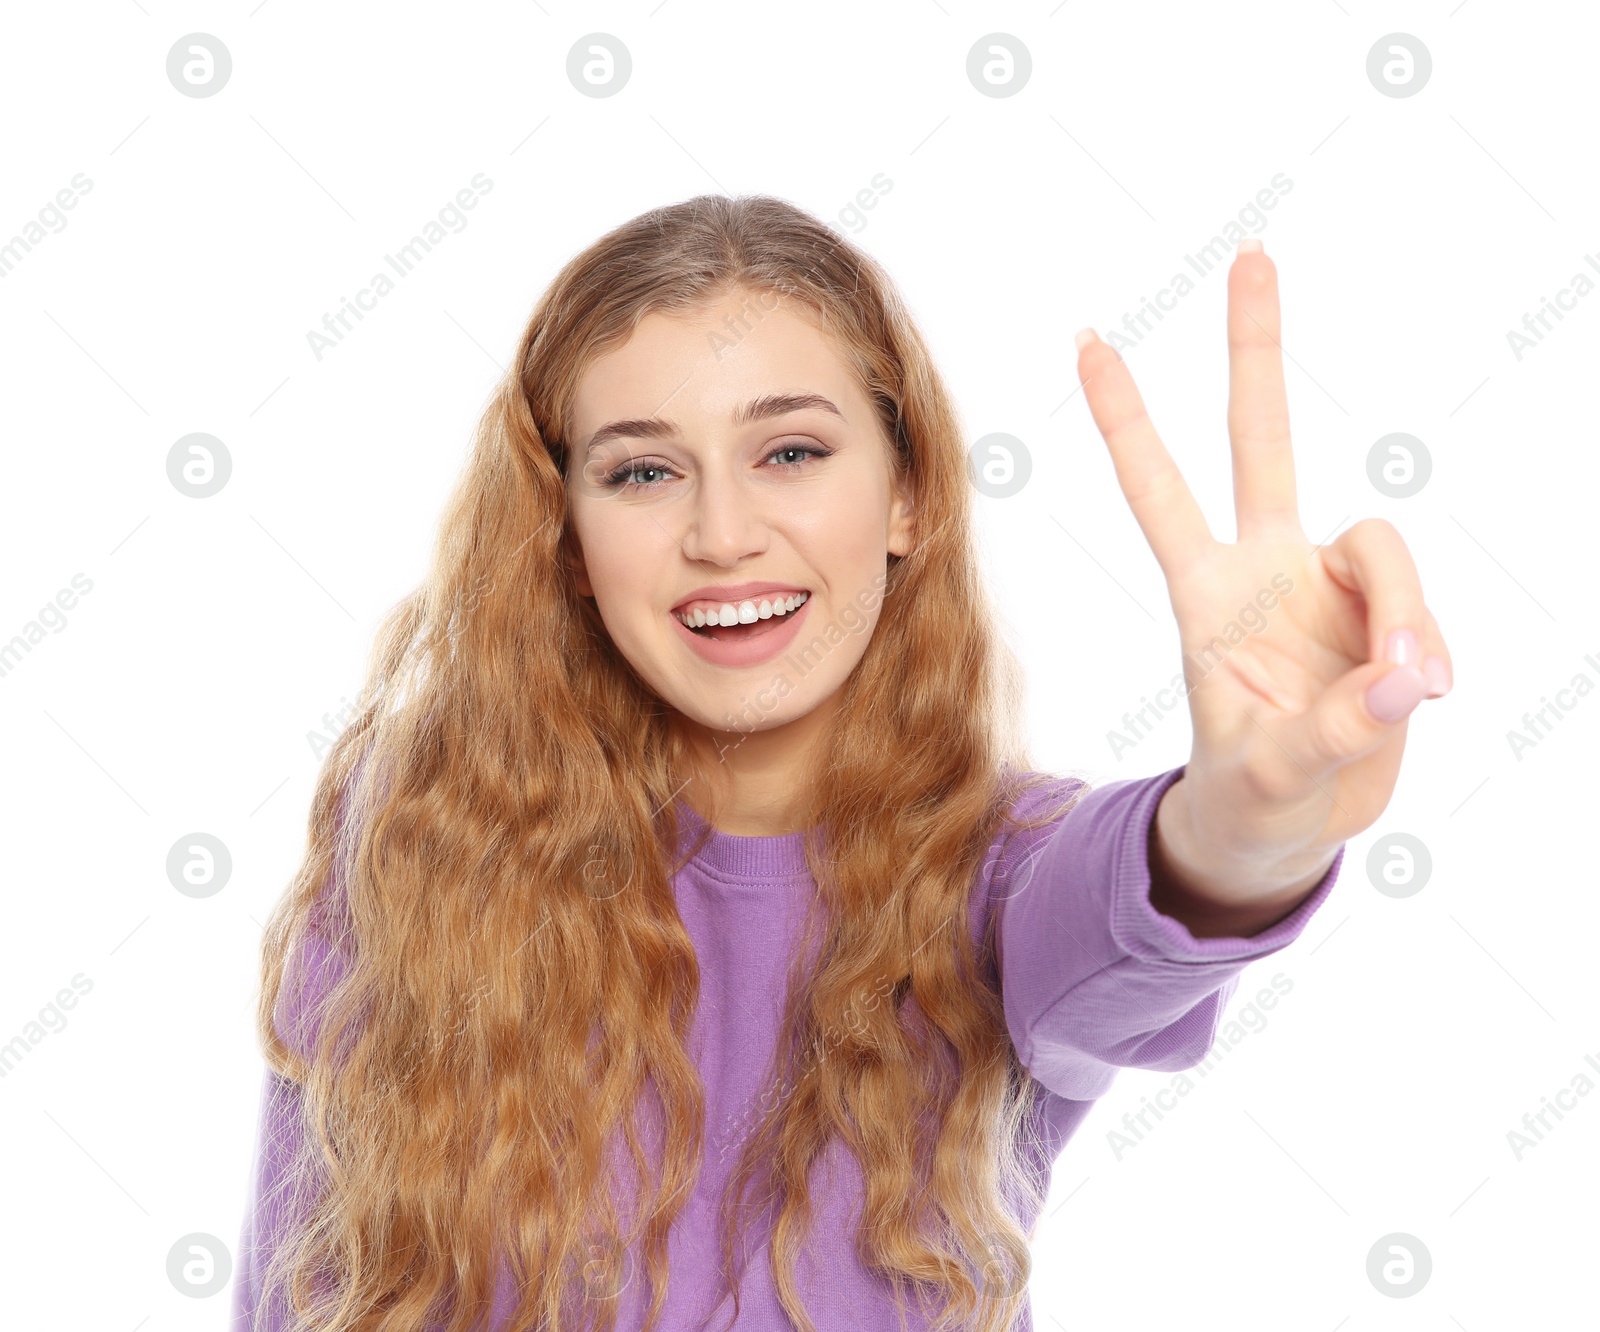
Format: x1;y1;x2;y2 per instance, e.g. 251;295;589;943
1074;240;1452;900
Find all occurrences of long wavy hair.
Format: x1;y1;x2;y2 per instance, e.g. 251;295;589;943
251;193;1084;1332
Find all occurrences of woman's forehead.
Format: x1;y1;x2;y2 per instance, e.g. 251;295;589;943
569;300;866;440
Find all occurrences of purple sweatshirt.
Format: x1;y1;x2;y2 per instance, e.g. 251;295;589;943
232;763;1343;1331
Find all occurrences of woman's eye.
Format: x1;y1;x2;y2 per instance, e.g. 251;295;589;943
605;461;674;488
766;443;832;468
603;443;832;491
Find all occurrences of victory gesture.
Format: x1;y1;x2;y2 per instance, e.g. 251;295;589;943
1074;239;1453;935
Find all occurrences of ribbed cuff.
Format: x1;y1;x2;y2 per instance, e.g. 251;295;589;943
1110;764;1344;963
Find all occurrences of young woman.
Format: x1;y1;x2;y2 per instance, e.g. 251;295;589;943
232;194;1451;1332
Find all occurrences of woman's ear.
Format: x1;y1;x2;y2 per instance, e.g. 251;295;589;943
887;475;915;558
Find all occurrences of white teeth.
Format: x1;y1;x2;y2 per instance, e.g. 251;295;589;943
675;591;808;630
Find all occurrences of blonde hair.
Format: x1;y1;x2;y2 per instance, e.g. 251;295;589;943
252;193;1081;1332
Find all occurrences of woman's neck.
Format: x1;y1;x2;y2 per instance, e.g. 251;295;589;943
672;693;838;836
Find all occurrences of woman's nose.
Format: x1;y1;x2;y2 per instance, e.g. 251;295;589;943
679;470;769;565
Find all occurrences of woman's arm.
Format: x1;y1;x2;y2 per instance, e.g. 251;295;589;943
231;1068;309;1332
232;914;348;1330
992;765;1341;1103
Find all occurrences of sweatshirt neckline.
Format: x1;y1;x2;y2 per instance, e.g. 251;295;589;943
673;798;815;879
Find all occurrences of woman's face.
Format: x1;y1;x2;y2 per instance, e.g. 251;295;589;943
564;287;914;737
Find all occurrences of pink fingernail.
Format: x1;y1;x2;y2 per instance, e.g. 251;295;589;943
1238;238;1263;254
1367;665;1428;724
1422;655;1452;697
1074;327;1099;350
1385;628;1419;667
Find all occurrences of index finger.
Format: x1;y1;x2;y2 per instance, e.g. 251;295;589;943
1074;331;1213;577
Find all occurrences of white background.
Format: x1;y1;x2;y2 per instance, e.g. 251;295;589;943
0;2;1593;1328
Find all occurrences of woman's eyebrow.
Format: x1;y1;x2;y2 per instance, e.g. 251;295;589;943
584;392;844;454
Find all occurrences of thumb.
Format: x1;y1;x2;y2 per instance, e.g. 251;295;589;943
1279;660;1428;774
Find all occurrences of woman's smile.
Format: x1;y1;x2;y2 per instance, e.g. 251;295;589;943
669;589;813;667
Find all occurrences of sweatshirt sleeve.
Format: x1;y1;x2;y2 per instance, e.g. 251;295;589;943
234;756;372;1329
231;1068;309;1332
993;763;1343;1102
232;913;350;1330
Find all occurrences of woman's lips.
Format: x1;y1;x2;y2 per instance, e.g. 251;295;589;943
669;595;812;668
